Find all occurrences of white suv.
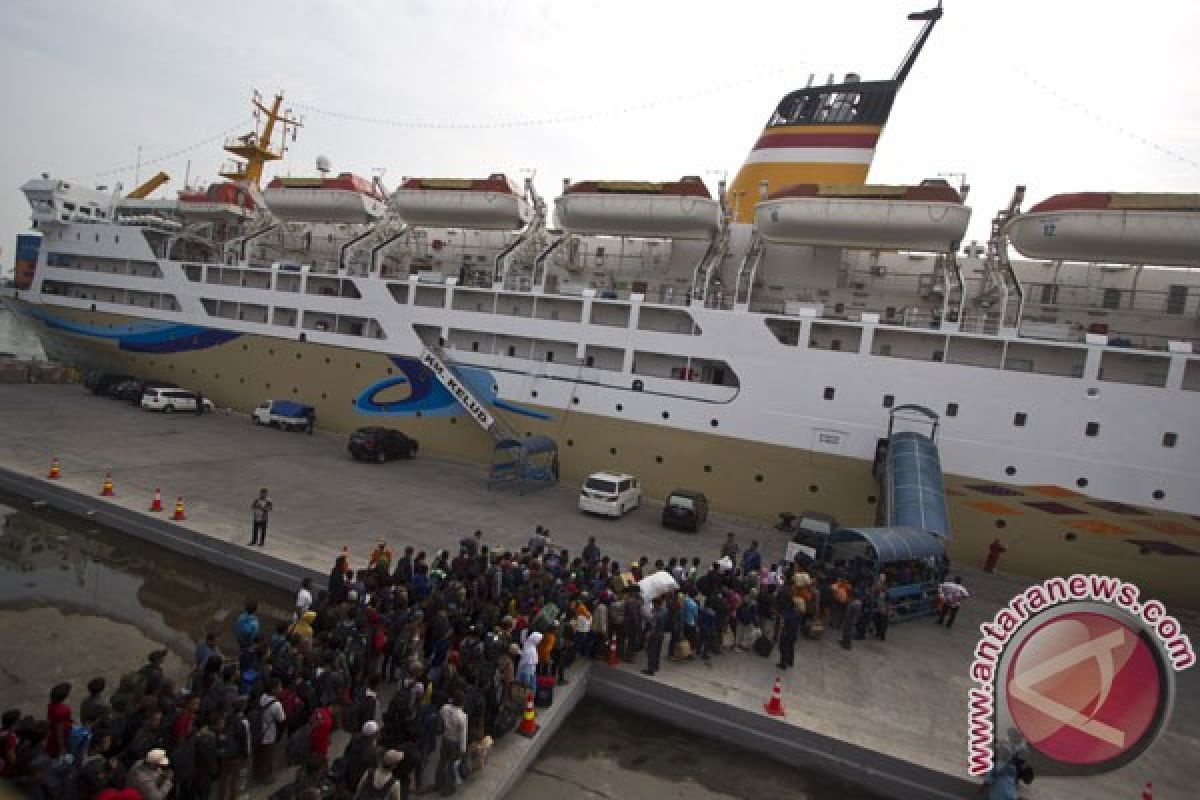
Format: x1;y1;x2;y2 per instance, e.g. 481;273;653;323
141;387;214;413
579;471;641;517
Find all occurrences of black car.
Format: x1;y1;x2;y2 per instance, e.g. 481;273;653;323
661;489;709;532
84;372;135;395
347;427;419;462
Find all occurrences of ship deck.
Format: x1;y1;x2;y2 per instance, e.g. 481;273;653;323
0;383;1196;799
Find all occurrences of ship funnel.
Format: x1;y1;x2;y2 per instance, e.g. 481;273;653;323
725;4;944;223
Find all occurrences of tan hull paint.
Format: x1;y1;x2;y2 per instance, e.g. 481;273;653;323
23;304;1200;609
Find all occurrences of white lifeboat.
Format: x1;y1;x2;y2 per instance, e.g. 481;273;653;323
1006;192;1200;267
755;181;970;251
390;174;531;230
554;177;719;239
262;173;387;223
177;182;256;221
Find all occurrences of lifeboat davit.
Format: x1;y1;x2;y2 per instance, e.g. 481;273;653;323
390;174;531;230
177;182;256;220
1006;192;1200;267
554;176;719;239
755;181;970;251
262;173;387;223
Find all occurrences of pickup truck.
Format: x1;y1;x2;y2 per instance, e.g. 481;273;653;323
252;399;314;431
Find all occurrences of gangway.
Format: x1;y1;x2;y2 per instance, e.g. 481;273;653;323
877;404;951;539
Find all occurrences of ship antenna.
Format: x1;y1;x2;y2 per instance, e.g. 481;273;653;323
893;1;944;87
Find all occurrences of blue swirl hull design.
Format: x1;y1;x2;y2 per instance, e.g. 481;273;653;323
23;306;240;353
354;356;551;421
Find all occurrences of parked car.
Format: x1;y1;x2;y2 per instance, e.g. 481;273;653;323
661;488;709;532
121;379;177;404
252;399;314;431
578;472;642;517
141;387;214;413
108;378;142;400
347;427;419;462
84;371;134;395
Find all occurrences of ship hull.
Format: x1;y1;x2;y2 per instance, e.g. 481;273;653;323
10;298;1200;610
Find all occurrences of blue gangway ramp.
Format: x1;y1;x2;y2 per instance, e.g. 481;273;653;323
885;430;951;539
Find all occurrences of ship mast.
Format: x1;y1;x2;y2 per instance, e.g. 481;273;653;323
218;91;303;190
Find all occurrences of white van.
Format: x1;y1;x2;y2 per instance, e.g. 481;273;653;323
578;471;642;517
141;387;214;413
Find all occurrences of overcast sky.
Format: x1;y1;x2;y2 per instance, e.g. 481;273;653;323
2;0;1197;270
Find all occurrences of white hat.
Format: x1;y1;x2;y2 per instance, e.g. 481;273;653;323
361;720;379;735
146;748;170;767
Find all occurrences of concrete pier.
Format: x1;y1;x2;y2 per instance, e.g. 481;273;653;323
1;384;1196;799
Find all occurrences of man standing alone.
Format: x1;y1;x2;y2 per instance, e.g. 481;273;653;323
250;488;273;547
642;595;668;676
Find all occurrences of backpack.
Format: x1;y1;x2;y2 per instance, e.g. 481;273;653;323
355;774;397;800
110;670;148;713
285;715;317;766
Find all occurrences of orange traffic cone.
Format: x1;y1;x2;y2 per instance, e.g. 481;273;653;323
172;496;186;521
517;690;539;738
47;457;61;479
1142;782;1153;800
763;675;786;717
100;473;115;497
149;488;163;512
607;634;619;667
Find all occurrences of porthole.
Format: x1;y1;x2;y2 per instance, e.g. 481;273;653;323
571;397;580;405
661;411;670;420
531;390;539;398
609;447;617;455
325;357;331;364
616;404;623;412
239;378;245;384
1086;387;1099;398
320;393;327;400
191;368;197;375
882;394;894;409
386;368;393;375
1013;412;1027;427
295;353;302;360
450;418;457;424
243;344;249;352
268;348;274;355
355;362;361;369
823;387;835;400
754;474;764;483
292;387;298;394
1153;489;1165;500
710;419;718;428
1163;432;1178;448
265;383;271;389
1085;421;1099;437
995;519;1007;529
703;465;712;473
808;484;819;493
1076;477;1088;488
1005;466;1017;476
946;402;958;417
1065;532;1077;542
867;495;877;504
566;439;574;447
655;456;663;464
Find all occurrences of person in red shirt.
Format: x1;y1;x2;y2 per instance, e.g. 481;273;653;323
170;695;200;746
984;537;1007;573
0;709;20;777
45;683;72;758
309;704;334;759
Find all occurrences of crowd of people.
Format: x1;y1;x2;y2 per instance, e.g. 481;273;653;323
0;527;959;800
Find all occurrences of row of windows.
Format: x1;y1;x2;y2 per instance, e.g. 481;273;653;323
822;387;1179;448
998;462;1168;500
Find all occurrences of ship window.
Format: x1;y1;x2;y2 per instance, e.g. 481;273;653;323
830;339;841;351
704;465;712;473
610;447;617;455
882;394;894;408
572;397;579;405
566;439;574;447
507;346;516;357
531;390;538;398
472;341;479;352
1166;285;1188;315
546;351;554;362
710;419;718;427
946;402;958;417
64;202;76;211
1153;489;1165;499
1076;477;1088;488
1162;432;1177;448
823;387;835;400
616;404;623;412
1085;421;1099;437
1005;466;1016;476
1102;288;1121;310
661;411;670;420
656;456;663;463
808;484;819;493
1013;412;1027;427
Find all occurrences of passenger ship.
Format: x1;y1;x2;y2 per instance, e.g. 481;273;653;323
6;6;1200;606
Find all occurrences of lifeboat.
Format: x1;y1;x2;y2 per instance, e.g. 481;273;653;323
1006;192;1200;267
390;174;531;230
554;176;719;239
262;173;387;223
177;182;256;221
755;181;970;251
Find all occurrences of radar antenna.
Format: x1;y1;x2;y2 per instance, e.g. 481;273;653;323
893;2;944;87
